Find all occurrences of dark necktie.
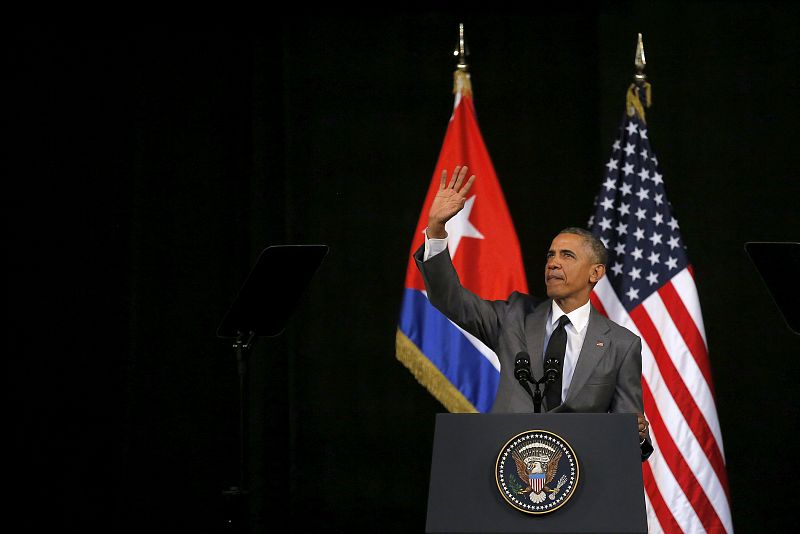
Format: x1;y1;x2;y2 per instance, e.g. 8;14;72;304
544;315;570;410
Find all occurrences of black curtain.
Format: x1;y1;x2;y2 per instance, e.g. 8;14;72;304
9;5;800;533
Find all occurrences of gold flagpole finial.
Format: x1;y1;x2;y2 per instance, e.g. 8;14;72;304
634;32;647;85
453;23;469;71
627;32;652;121
452;23;472;97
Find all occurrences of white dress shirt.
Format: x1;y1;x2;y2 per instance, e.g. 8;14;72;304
423;228;449;261
544;299;591;401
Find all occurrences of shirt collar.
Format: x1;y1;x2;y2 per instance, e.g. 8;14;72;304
550;299;592;333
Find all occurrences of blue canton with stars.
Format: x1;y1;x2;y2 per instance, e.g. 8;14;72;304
588;94;689;312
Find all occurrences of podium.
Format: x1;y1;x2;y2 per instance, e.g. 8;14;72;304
425;413;647;533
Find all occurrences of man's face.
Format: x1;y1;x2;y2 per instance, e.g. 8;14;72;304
544;233;602;302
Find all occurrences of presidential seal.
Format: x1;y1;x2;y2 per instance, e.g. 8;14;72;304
495;429;579;514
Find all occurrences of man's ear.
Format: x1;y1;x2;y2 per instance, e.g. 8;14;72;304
590;264;606;284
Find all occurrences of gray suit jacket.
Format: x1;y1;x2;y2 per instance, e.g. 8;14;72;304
414;245;653;459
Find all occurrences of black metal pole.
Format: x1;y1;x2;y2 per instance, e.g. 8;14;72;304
532;380;543;413
221;331;255;532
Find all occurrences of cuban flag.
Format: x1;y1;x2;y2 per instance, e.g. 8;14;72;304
395;68;528;413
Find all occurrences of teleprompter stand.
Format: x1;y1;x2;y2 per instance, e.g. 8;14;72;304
745;241;800;335
216;245;329;531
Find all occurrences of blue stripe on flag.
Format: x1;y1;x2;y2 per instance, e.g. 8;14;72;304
398;288;499;412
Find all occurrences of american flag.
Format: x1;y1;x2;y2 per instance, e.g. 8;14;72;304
587;83;733;533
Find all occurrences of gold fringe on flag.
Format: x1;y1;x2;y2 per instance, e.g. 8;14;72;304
626;81;652;123
453;69;473;97
395;328;478;413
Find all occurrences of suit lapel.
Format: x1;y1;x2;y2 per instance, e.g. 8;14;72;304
564;305;610;404
524;299;551;379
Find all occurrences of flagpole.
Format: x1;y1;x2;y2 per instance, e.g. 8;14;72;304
454;23;469;71
627;33;652;123
634;32;646;85
452;23;473;101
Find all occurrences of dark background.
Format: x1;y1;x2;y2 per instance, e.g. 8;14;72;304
8;4;799;533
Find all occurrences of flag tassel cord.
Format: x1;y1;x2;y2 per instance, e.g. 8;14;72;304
453;70;473;97
395;329;478;413
626;82;652;123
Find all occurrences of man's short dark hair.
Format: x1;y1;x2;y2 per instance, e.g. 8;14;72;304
558;227;608;266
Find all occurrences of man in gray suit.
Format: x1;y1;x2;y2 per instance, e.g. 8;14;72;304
415;165;653;460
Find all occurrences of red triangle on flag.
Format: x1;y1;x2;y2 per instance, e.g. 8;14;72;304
404;93;528;300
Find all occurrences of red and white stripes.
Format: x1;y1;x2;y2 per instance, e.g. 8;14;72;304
591;268;732;533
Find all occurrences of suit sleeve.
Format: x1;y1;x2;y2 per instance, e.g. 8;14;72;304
610;336;643;414
610;335;654;461
413;244;509;350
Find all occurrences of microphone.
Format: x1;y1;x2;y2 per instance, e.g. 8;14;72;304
515;351;543;413
514;352;533;383
544;356;560;383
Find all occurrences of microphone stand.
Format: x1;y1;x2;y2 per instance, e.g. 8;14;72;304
518;374;549;413
514;353;560;413
517;360;560;413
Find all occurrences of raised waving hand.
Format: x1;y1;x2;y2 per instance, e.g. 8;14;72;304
426;165;476;238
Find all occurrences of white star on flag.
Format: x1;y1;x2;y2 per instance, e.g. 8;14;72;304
668;236;680;250
652;171;663;185
649;232;663;246
665;256;678;270
622;162;635;176
446;195;484;258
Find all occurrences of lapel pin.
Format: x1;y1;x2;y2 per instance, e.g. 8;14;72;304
596;341;604;347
